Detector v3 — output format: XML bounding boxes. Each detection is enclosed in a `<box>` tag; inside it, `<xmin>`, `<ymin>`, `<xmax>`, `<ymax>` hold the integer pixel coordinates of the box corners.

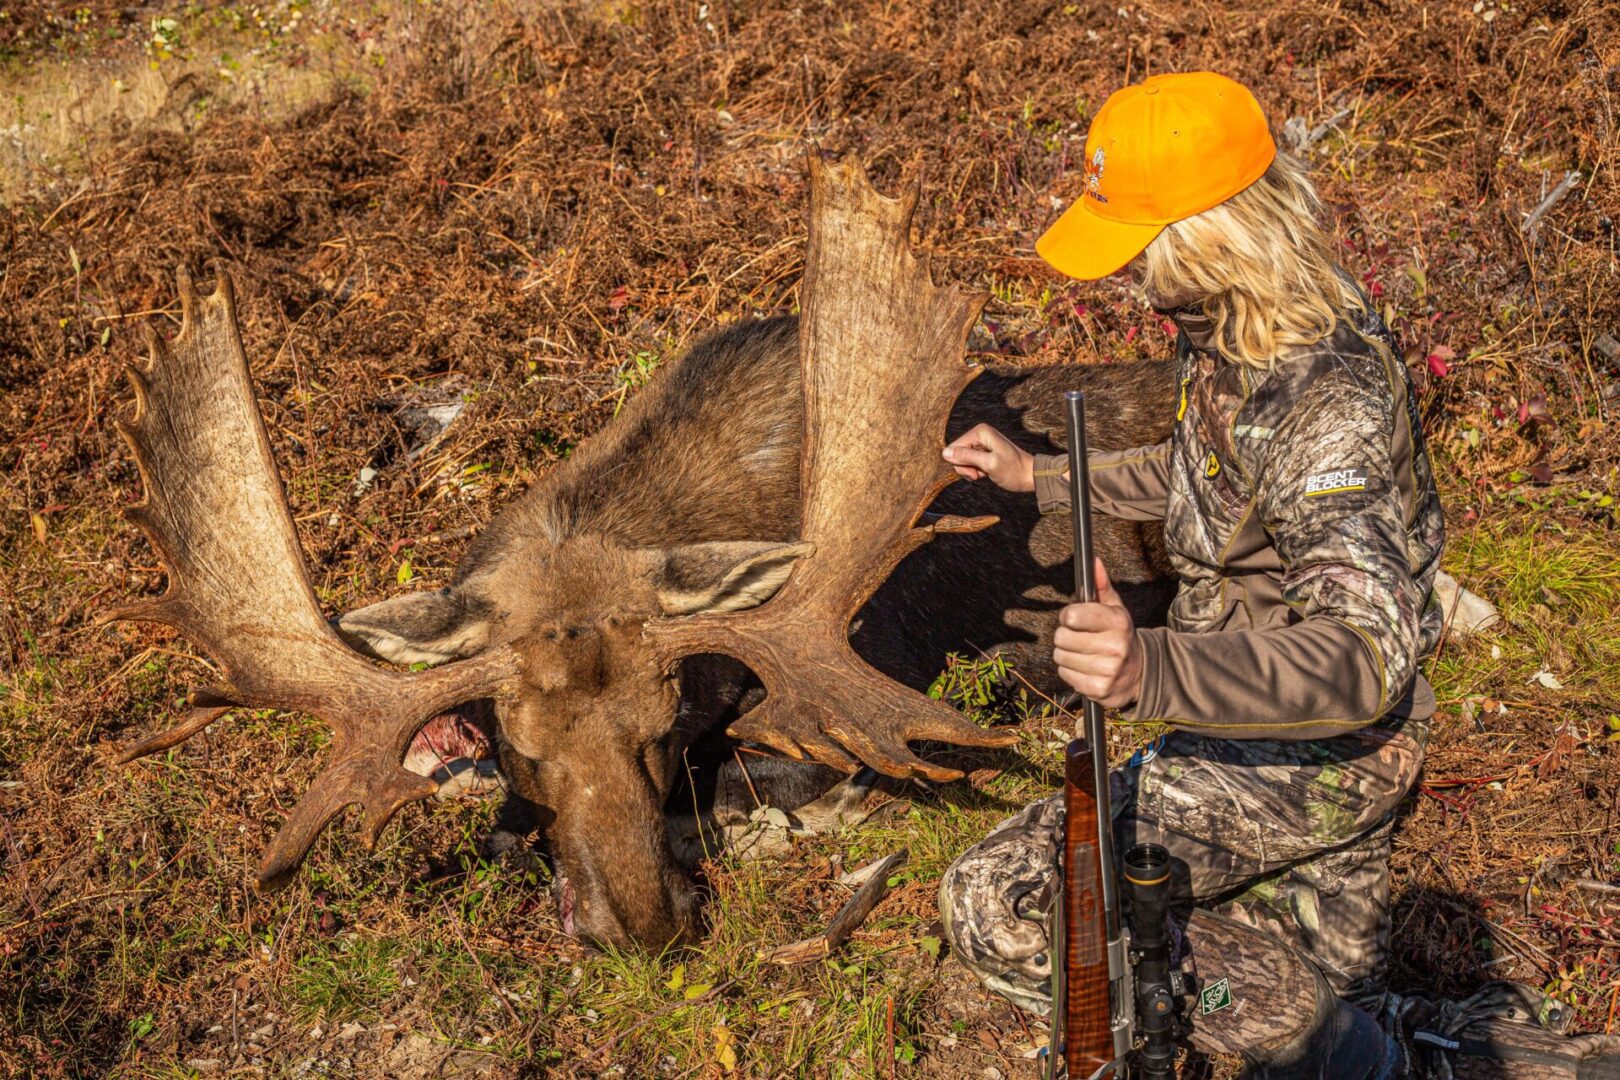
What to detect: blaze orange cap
<box><xmin>1036</xmin><ymin>71</ymin><xmax>1277</xmax><ymax>281</ymax></box>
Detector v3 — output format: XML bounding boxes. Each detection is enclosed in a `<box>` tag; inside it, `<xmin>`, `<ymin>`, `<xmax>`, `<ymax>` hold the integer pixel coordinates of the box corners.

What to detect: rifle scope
<box><xmin>1124</xmin><ymin>843</ymin><xmax>1177</xmax><ymax>1079</ymax></box>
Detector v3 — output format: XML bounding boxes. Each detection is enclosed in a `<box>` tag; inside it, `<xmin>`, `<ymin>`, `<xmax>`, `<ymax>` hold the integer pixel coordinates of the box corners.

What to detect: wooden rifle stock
<box><xmin>1062</xmin><ymin>738</ymin><xmax>1115</xmax><ymax>1077</ymax></box>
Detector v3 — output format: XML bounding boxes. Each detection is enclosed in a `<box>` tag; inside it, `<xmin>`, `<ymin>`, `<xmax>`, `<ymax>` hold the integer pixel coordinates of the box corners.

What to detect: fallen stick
<box><xmin>1282</xmin><ymin>105</ymin><xmax>1354</xmax><ymax>152</ymax></box>
<box><xmin>1304</xmin><ymin>106</ymin><xmax>1354</xmax><ymax>149</ymax></box>
<box><xmin>768</xmin><ymin>849</ymin><xmax>909</xmax><ymax>965</ymax></box>
<box><xmin>388</xmin><ymin>523</ymin><xmax>480</xmax><ymax>556</ymax></box>
<box><xmin>1523</xmin><ymin>170</ymin><xmax>1582</xmax><ymax>240</ymax></box>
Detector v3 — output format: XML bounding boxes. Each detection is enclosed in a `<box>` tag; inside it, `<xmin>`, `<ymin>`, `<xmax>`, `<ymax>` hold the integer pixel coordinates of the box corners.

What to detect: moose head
<box><xmin>102</xmin><ymin>155</ymin><xmax>1016</xmax><ymax>949</ymax></box>
<box><xmin>334</xmin><ymin>534</ymin><xmax>813</xmax><ymax>946</ymax></box>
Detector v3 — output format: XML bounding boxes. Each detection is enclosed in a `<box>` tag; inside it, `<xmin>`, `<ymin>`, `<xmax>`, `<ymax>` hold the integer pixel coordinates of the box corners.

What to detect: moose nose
<box><xmin>562</xmin><ymin>858</ymin><xmax>700</xmax><ymax>951</ymax></box>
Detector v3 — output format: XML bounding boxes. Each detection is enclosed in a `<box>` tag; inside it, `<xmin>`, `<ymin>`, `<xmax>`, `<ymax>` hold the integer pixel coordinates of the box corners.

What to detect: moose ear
<box><xmin>655</xmin><ymin>541</ymin><xmax>815</xmax><ymax>616</ymax></box>
<box><xmin>335</xmin><ymin>587</ymin><xmax>492</xmax><ymax>666</ymax></box>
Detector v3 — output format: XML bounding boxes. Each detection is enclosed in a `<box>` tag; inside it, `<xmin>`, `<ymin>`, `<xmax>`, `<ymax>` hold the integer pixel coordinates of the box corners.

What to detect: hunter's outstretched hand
<box><xmin>942</xmin><ymin>423</ymin><xmax>1035</xmax><ymax>492</ymax></box>
<box><xmin>1054</xmin><ymin>559</ymin><xmax>1143</xmax><ymax>710</ymax></box>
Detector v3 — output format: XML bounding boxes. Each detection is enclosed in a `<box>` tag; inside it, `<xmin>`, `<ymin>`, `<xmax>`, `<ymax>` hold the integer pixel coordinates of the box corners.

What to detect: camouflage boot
<box><xmin>1187</xmin><ymin>909</ymin><xmax>1403</xmax><ymax>1079</ymax></box>
<box><xmin>1377</xmin><ymin>984</ymin><xmax>1620</xmax><ymax>1079</ymax></box>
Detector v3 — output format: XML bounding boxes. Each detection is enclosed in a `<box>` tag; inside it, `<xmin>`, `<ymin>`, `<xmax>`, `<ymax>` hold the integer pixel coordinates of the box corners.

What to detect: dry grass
<box><xmin>2</xmin><ymin>0</ymin><xmax>1619</xmax><ymax>1075</ymax></box>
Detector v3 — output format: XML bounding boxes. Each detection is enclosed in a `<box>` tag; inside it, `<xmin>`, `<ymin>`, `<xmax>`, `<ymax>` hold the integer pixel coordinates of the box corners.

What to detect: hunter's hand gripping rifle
<box><xmin>1046</xmin><ymin>391</ymin><xmax>1186</xmax><ymax>1080</ymax></box>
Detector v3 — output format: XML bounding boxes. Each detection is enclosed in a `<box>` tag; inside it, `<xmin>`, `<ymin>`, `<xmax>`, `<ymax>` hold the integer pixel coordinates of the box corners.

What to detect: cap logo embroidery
<box><xmin>1084</xmin><ymin>147</ymin><xmax>1108</xmax><ymax>204</ymax></box>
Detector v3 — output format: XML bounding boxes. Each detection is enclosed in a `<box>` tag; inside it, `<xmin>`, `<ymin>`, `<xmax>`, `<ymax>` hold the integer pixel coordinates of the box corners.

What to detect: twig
<box><xmin>885</xmin><ymin>995</ymin><xmax>896</xmax><ymax>1080</ymax></box>
<box><xmin>1439</xmin><ymin>896</ymin><xmax>1558</xmax><ymax>971</ymax></box>
<box><xmin>0</xmin><ymin>885</ymin><xmax>157</xmax><ymax>935</ymax></box>
<box><xmin>1575</xmin><ymin>878</ymin><xmax>1620</xmax><ymax>897</ymax></box>
<box><xmin>731</xmin><ymin>747</ymin><xmax>763</xmax><ymax>811</ymax></box>
<box><xmin>1523</xmin><ymin>170</ymin><xmax>1582</xmax><ymax>241</ymax></box>
<box><xmin>768</xmin><ymin>849</ymin><xmax>908</xmax><ymax>965</ymax></box>
<box><xmin>387</xmin><ymin>523</ymin><xmax>480</xmax><ymax>556</ymax></box>
<box><xmin>1283</xmin><ymin>105</ymin><xmax>1355</xmax><ymax>152</ymax></box>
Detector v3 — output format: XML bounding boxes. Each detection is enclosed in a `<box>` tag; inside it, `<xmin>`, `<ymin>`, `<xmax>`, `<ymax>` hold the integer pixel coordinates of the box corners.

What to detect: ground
<box><xmin>1</xmin><ymin>0</ymin><xmax>1618</xmax><ymax>1076</ymax></box>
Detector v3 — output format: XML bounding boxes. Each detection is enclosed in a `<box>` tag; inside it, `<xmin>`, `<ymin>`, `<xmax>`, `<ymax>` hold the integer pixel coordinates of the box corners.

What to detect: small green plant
<box><xmin>531</xmin><ymin>428</ymin><xmax>576</xmax><ymax>459</ymax></box>
<box><xmin>928</xmin><ymin>651</ymin><xmax>1045</xmax><ymax>726</ymax></box>
<box><xmin>145</xmin><ymin>15</ymin><xmax>181</xmax><ymax>67</ymax></box>
<box><xmin>126</xmin><ymin>1012</ymin><xmax>156</xmax><ymax>1052</ymax></box>
<box><xmin>612</xmin><ymin>350</ymin><xmax>661</xmax><ymax>416</ymax></box>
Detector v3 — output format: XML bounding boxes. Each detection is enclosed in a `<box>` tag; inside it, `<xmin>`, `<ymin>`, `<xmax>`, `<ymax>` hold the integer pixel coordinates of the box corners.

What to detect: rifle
<box><xmin>1045</xmin><ymin>391</ymin><xmax>1187</xmax><ymax>1080</ymax></box>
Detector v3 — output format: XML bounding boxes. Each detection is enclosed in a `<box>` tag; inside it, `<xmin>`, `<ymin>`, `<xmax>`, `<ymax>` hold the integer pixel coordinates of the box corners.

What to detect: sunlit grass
<box><xmin>1431</xmin><ymin>513</ymin><xmax>1620</xmax><ymax>704</ymax></box>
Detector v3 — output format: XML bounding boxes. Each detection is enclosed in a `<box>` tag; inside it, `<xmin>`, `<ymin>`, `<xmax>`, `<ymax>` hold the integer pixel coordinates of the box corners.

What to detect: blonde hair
<box><xmin>1131</xmin><ymin>153</ymin><xmax>1364</xmax><ymax>370</ymax></box>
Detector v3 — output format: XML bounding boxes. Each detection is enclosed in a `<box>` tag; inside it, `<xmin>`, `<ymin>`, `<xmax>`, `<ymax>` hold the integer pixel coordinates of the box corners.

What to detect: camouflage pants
<box><xmin>939</xmin><ymin>722</ymin><xmax>1426</xmax><ymax>1027</ymax></box>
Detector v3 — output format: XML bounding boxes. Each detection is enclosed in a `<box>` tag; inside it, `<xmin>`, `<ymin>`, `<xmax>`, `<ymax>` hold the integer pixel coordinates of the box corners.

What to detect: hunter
<box><xmin>937</xmin><ymin>72</ymin><xmax>1620</xmax><ymax>1078</ymax></box>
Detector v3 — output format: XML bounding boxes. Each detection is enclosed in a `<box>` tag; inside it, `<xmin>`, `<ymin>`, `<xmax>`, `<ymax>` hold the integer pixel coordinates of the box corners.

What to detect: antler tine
<box><xmin>647</xmin><ymin>154</ymin><xmax>1017</xmax><ymax>783</ymax></box>
<box><xmin>111</xmin><ymin>701</ymin><xmax>231</xmax><ymax>765</ymax></box>
<box><xmin>103</xmin><ymin>267</ymin><xmax>523</xmax><ymax>889</ymax></box>
<box><xmin>257</xmin><ymin>758</ymin><xmax>436</xmax><ymax>889</ymax></box>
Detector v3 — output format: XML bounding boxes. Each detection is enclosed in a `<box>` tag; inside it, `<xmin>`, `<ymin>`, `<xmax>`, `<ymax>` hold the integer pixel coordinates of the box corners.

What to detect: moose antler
<box><xmin>646</xmin><ymin>155</ymin><xmax>1018</xmax><ymax>781</ymax></box>
<box><xmin>102</xmin><ymin>268</ymin><xmax>521</xmax><ymax>888</ymax></box>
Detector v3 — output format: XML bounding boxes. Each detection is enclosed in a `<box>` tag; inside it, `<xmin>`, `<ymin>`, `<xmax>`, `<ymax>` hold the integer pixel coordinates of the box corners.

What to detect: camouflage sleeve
<box><xmin>1128</xmin><ymin>369</ymin><xmax>1420</xmax><ymax>738</ymax></box>
<box><xmin>1032</xmin><ymin>440</ymin><xmax>1170</xmax><ymax>520</ymax></box>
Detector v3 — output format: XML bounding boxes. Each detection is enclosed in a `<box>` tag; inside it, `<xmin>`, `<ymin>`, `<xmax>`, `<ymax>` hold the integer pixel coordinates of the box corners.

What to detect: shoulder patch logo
<box><xmin>1304</xmin><ymin>468</ymin><xmax>1369</xmax><ymax>496</ymax></box>
<box><xmin>1200</xmin><ymin>977</ymin><xmax>1234</xmax><ymax>1015</ymax></box>
<box><xmin>1204</xmin><ymin>452</ymin><xmax>1221</xmax><ymax>479</ymax></box>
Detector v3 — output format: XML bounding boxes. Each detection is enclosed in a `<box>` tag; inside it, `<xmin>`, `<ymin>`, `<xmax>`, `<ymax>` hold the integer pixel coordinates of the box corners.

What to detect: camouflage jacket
<box><xmin>1035</xmin><ymin>301</ymin><xmax>1445</xmax><ymax>740</ymax></box>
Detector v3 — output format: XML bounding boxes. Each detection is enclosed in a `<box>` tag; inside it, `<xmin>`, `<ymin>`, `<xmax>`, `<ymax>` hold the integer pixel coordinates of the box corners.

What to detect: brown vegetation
<box><xmin>2</xmin><ymin>0</ymin><xmax>1618</xmax><ymax>1075</ymax></box>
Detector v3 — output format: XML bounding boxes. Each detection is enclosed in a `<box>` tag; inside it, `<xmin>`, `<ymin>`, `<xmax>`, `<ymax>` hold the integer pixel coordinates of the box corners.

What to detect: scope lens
<box><xmin>1124</xmin><ymin>843</ymin><xmax>1170</xmax><ymax>877</ymax></box>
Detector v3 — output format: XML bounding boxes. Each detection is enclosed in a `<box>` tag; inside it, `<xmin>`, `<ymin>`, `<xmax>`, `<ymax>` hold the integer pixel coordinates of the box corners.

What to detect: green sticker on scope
<box><xmin>1200</xmin><ymin>977</ymin><xmax>1233</xmax><ymax>1015</ymax></box>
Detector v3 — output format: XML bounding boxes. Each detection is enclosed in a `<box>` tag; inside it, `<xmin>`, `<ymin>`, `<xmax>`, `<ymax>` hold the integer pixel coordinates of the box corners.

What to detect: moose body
<box><xmin>110</xmin><ymin>166</ymin><xmax>1173</xmax><ymax>957</ymax></box>
<box><xmin>338</xmin><ymin>315</ymin><xmax>1175</xmax><ymax>949</ymax></box>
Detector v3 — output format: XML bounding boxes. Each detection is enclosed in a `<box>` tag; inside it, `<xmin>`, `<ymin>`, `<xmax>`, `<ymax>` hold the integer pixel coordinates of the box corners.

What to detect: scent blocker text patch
<box><xmin>1304</xmin><ymin>468</ymin><xmax>1368</xmax><ymax>497</ymax></box>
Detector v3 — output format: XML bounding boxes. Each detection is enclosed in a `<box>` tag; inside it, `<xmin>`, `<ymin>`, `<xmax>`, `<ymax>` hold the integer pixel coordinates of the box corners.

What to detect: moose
<box><xmin>103</xmin><ymin>156</ymin><xmax>1174</xmax><ymax>950</ymax></box>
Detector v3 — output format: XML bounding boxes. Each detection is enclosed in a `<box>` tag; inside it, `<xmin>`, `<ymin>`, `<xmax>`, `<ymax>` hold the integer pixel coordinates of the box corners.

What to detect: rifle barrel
<box><xmin>1064</xmin><ymin>391</ymin><xmax>1120</xmax><ymax>945</ymax></box>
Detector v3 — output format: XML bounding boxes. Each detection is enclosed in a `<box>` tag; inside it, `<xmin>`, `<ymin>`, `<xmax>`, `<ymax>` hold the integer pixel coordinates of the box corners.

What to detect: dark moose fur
<box><xmin>340</xmin><ymin>316</ymin><xmax>1175</xmax><ymax>948</ymax></box>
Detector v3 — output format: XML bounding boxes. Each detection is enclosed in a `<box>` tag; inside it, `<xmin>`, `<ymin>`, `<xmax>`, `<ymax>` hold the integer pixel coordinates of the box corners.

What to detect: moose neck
<box><xmin>460</xmin><ymin>316</ymin><xmax>805</xmax><ymax>576</ymax></box>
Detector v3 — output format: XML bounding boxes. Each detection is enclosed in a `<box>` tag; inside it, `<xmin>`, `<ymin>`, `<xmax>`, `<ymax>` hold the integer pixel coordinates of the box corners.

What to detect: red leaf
<box><xmin>607</xmin><ymin>286</ymin><xmax>629</xmax><ymax>312</ymax></box>
<box><xmin>1161</xmin><ymin>318</ymin><xmax>1177</xmax><ymax>336</ymax></box>
<box><xmin>1530</xmin><ymin>461</ymin><xmax>1553</xmax><ymax>485</ymax></box>
<box><xmin>1124</xmin><ymin>325</ymin><xmax>1140</xmax><ymax>345</ymax></box>
<box><xmin>1426</xmin><ymin>352</ymin><xmax>1450</xmax><ymax>378</ymax></box>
